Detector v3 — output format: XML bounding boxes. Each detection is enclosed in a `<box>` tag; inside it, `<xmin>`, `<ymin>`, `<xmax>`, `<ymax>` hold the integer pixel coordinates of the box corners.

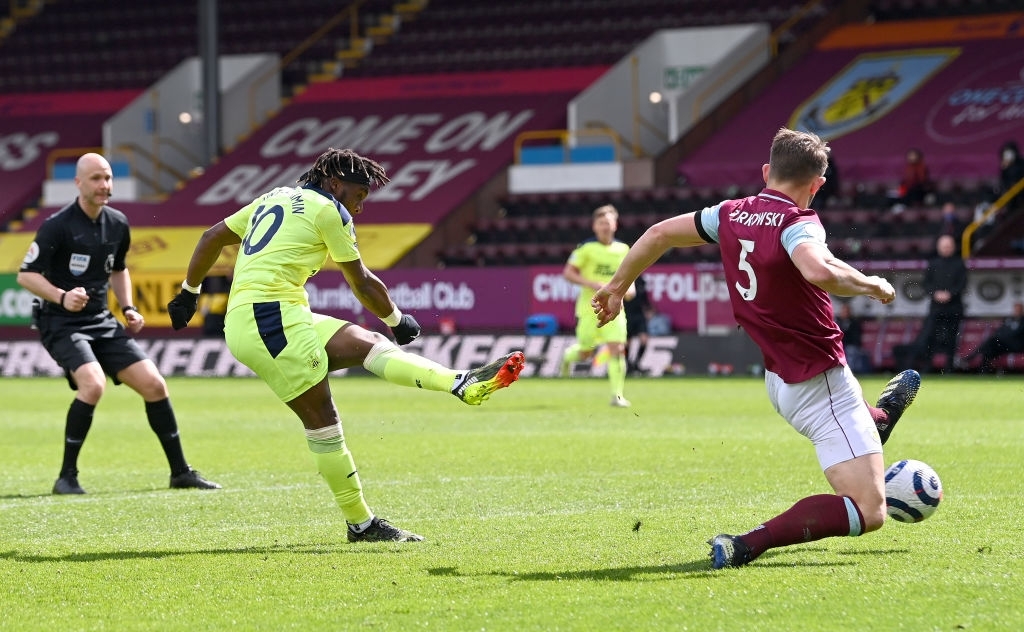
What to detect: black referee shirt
<box><xmin>19</xmin><ymin>200</ymin><xmax>131</xmax><ymax>316</ymax></box>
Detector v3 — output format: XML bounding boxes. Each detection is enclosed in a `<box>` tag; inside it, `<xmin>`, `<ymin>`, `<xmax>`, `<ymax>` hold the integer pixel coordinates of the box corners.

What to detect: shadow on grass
<box><xmin>0</xmin><ymin>487</ymin><xmax>221</xmax><ymax>500</ymax></box>
<box><xmin>427</xmin><ymin>544</ymin><xmax>904</xmax><ymax>581</ymax></box>
<box><xmin>496</xmin><ymin>560</ymin><xmax>715</xmax><ymax>580</ymax></box>
<box><xmin>431</xmin><ymin>560</ymin><xmax>728</xmax><ymax>581</ymax></box>
<box><xmin>0</xmin><ymin>543</ymin><xmax>415</xmax><ymax>563</ymax></box>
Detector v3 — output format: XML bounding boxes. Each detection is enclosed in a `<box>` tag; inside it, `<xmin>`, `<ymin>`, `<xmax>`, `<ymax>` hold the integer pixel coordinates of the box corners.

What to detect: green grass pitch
<box><xmin>2</xmin><ymin>374</ymin><xmax>1022</xmax><ymax>631</ymax></box>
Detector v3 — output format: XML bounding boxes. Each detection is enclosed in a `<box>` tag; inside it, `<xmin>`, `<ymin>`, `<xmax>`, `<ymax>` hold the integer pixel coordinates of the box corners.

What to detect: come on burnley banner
<box><xmin>167</xmin><ymin>69</ymin><xmax>605</xmax><ymax>226</ymax></box>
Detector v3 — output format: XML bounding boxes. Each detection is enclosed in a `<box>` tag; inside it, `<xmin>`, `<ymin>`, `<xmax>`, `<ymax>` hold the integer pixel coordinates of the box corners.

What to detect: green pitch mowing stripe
<box><xmin>1</xmin><ymin>375</ymin><xmax>1021</xmax><ymax>631</ymax></box>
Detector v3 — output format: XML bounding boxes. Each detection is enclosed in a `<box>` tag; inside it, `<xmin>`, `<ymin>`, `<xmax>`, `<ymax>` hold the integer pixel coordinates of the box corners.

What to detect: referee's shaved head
<box><xmin>75</xmin><ymin>152</ymin><xmax>114</xmax><ymax>215</ymax></box>
<box><xmin>76</xmin><ymin>152</ymin><xmax>111</xmax><ymax>177</ymax></box>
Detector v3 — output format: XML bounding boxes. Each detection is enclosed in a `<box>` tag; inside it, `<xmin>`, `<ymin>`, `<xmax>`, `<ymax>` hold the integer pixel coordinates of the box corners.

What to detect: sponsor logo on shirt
<box><xmin>69</xmin><ymin>253</ymin><xmax>90</xmax><ymax>276</ymax></box>
<box><xmin>22</xmin><ymin>241</ymin><xmax>39</xmax><ymax>264</ymax></box>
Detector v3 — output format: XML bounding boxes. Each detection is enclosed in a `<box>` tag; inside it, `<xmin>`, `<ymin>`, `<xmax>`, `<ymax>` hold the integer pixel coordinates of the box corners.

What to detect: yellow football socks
<box><xmin>607</xmin><ymin>353</ymin><xmax>626</xmax><ymax>398</ymax></box>
<box><xmin>363</xmin><ymin>341</ymin><xmax>458</xmax><ymax>392</ymax></box>
<box><xmin>306</xmin><ymin>424</ymin><xmax>372</xmax><ymax>526</ymax></box>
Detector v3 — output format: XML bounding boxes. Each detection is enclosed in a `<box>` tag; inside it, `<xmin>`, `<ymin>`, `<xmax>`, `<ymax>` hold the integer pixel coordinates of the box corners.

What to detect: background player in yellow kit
<box><xmin>560</xmin><ymin>204</ymin><xmax>635</xmax><ymax>407</ymax></box>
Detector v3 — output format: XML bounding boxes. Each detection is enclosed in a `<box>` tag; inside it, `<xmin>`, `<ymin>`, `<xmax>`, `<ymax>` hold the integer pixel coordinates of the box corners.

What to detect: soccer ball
<box><xmin>884</xmin><ymin>459</ymin><xmax>943</xmax><ymax>523</ymax></box>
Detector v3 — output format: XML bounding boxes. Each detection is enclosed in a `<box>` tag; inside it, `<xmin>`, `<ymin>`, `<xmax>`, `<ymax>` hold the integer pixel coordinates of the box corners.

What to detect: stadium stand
<box><xmin>867</xmin><ymin>0</ymin><xmax>1022</xmax><ymax>20</ymax></box>
<box><xmin>861</xmin><ymin>317</ymin><xmax>1024</xmax><ymax>374</ymax></box>
<box><xmin>0</xmin><ymin>0</ymin><xmax>400</xmax><ymax>93</ymax></box>
<box><xmin>342</xmin><ymin>0</ymin><xmax>840</xmax><ymax>77</ymax></box>
<box><xmin>437</xmin><ymin>3</ymin><xmax>1024</xmax><ymax>268</ymax></box>
<box><xmin>0</xmin><ymin>0</ymin><xmax>1021</xmax><ymax>375</ymax></box>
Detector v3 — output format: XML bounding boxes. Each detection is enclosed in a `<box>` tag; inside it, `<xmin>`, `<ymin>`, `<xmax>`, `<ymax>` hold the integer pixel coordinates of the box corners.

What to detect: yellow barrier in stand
<box><xmin>0</xmin><ymin>223</ymin><xmax>432</xmax><ymax>274</ymax></box>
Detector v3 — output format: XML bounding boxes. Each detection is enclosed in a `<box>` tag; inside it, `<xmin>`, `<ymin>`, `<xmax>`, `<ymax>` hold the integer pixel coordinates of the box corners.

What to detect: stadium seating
<box><xmin>0</xmin><ymin>0</ymin><xmax>849</xmax><ymax>91</ymax></box>
<box><xmin>861</xmin><ymin>317</ymin><xmax>1024</xmax><ymax>373</ymax></box>
<box><xmin>3</xmin><ymin>0</ymin><xmax>1019</xmax><ymax>271</ymax></box>
<box><xmin>0</xmin><ymin>0</ymin><xmax>396</xmax><ymax>92</ymax></box>
<box><xmin>343</xmin><ymin>0</ymin><xmax>842</xmax><ymax>77</ymax></box>
<box><xmin>869</xmin><ymin>0</ymin><xmax>1022</xmax><ymax>20</ymax></box>
<box><xmin>445</xmin><ymin>186</ymin><xmax>974</xmax><ymax>267</ymax></box>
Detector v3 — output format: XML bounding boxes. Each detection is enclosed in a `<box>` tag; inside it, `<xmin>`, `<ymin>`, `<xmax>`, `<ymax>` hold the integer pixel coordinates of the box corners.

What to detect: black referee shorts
<box><xmin>38</xmin><ymin>311</ymin><xmax>149</xmax><ymax>389</ymax></box>
<box><xmin>626</xmin><ymin>313</ymin><xmax>648</xmax><ymax>338</ymax></box>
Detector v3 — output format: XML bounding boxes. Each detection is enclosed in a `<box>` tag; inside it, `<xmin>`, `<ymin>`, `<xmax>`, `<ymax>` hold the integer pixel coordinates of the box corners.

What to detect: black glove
<box><xmin>167</xmin><ymin>289</ymin><xmax>199</xmax><ymax>330</ymax></box>
<box><xmin>390</xmin><ymin>313</ymin><xmax>421</xmax><ymax>345</ymax></box>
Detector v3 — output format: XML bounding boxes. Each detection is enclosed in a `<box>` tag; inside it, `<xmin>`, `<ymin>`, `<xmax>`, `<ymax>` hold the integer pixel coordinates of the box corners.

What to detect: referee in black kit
<box><xmin>17</xmin><ymin>153</ymin><xmax>221</xmax><ymax>495</ymax></box>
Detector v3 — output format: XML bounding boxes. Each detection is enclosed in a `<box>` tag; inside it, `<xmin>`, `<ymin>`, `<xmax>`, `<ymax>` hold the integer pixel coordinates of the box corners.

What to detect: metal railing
<box><xmin>43</xmin><ymin>142</ymin><xmax>197</xmax><ymax>202</ymax></box>
<box><xmin>247</xmin><ymin>0</ymin><xmax>368</xmax><ymax>132</ymax></box>
<box><xmin>961</xmin><ymin>177</ymin><xmax>1024</xmax><ymax>259</ymax></box>
<box><xmin>691</xmin><ymin>0</ymin><xmax>820</xmax><ymax>123</ymax></box>
<box><xmin>113</xmin><ymin>141</ymin><xmax>195</xmax><ymax>199</ymax></box>
<box><xmin>44</xmin><ymin>147</ymin><xmax>104</xmax><ymax>178</ymax></box>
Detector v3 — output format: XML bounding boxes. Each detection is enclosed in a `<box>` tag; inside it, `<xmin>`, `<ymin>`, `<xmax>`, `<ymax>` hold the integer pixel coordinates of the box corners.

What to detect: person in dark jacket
<box><xmin>905</xmin><ymin>235</ymin><xmax>968</xmax><ymax>373</ymax></box>
<box><xmin>998</xmin><ymin>140</ymin><xmax>1024</xmax><ymax>211</ymax></box>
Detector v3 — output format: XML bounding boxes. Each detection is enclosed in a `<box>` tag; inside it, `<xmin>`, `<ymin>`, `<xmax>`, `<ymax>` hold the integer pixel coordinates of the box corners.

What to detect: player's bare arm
<box><xmin>791</xmin><ymin>242</ymin><xmax>895</xmax><ymax>303</ymax></box>
<box><xmin>593</xmin><ymin>212</ymin><xmax>705</xmax><ymax>326</ymax></box>
<box><xmin>184</xmin><ymin>221</ymin><xmax>242</xmax><ymax>286</ymax></box>
<box><xmin>337</xmin><ymin>258</ymin><xmax>398</xmax><ymax>318</ymax></box>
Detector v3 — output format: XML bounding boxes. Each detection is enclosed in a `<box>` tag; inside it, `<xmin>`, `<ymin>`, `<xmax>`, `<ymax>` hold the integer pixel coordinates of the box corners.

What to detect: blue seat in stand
<box><xmin>525</xmin><ymin>313</ymin><xmax>559</xmax><ymax>336</ymax></box>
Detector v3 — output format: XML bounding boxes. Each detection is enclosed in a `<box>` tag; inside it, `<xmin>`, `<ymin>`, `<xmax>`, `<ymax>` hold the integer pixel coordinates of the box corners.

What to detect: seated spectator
<box><xmin>962</xmin><ymin>302</ymin><xmax>1024</xmax><ymax>373</ymax></box>
<box><xmin>836</xmin><ymin>302</ymin><xmax>872</xmax><ymax>373</ymax></box>
<box><xmin>939</xmin><ymin>202</ymin><xmax>966</xmax><ymax>249</ymax></box>
<box><xmin>891</xmin><ymin>148</ymin><xmax>933</xmax><ymax>212</ymax></box>
<box><xmin>809</xmin><ymin>154</ymin><xmax>840</xmax><ymax>211</ymax></box>
<box><xmin>998</xmin><ymin>140</ymin><xmax>1024</xmax><ymax>211</ymax></box>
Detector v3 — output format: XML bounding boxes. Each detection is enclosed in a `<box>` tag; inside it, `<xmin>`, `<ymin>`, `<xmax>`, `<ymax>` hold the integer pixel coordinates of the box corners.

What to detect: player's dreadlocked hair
<box><xmin>296</xmin><ymin>147</ymin><xmax>390</xmax><ymax>189</ymax></box>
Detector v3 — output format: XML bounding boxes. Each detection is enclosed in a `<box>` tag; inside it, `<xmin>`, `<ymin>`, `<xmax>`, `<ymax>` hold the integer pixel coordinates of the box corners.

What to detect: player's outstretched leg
<box><xmin>875</xmin><ymin>369</ymin><xmax>921</xmax><ymax>445</ymax></box>
<box><xmin>452</xmin><ymin>351</ymin><xmax>525</xmax><ymax>405</ymax></box>
<box><xmin>347</xmin><ymin>517</ymin><xmax>424</xmax><ymax>543</ymax></box>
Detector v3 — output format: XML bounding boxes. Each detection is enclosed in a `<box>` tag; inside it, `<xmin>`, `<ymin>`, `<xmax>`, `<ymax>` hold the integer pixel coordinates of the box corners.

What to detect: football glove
<box><xmin>390</xmin><ymin>313</ymin><xmax>421</xmax><ymax>345</ymax></box>
<box><xmin>167</xmin><ymin>289</ymin><xmax>199</xmax><ymax>330</ymax></box>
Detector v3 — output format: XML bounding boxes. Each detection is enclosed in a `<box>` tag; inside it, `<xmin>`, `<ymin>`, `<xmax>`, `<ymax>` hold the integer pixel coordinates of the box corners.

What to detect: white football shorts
<box><xmin>765</xmin><ymin>364</ymin><xmax>882</xmax><ymax>471</ymax></box>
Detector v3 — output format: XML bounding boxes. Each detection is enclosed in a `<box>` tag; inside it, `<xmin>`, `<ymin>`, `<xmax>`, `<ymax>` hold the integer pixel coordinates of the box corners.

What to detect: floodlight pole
<box><xmin>199</xmin><ymin>0</ymin><xmax>221</xmax><ymax>165</ymax></box>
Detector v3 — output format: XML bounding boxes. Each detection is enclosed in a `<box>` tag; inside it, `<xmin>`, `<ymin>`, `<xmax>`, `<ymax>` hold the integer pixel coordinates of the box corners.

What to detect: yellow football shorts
<box><xmin>574</xmin><ymin>309</ymin><xmax>627</xmax><ymax>350</ymax></box>
<box><xmin>225</xmin><ymin>301</ymin><xmax>347</xmax><ymax>402</ymax></box>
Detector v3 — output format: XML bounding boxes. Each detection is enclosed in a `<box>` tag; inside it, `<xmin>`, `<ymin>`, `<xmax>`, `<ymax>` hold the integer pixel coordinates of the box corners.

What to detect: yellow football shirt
<box><xmin>567</xmin><ymin>238</ymin><xmax>631</xmax><ymax>317</ymax></box>
<box><xmin>223</xmin><ymin>185</ymin><xmax>359</xmax><ymax>308</ymax></box>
